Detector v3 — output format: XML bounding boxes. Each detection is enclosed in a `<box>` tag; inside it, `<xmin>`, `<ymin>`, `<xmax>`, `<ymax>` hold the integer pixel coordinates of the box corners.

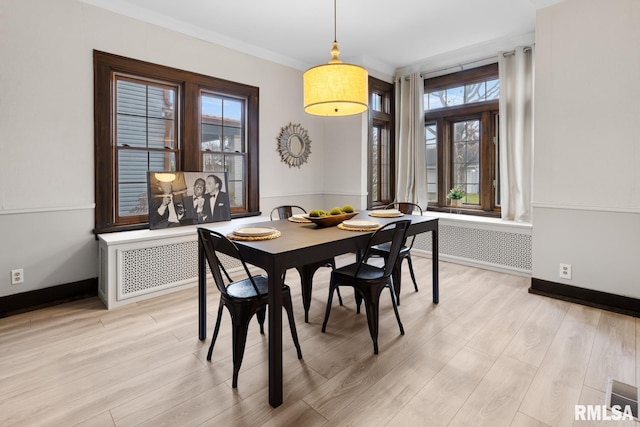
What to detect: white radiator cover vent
<box><xmin>120</xmin><ymin>242</ymin><xmax>198</xmax><ymax>296</ymax></box>
<box><xmin>414</xmin><ymin>224</ymin><xmax>532</xmax><ymax>273</ymax></box>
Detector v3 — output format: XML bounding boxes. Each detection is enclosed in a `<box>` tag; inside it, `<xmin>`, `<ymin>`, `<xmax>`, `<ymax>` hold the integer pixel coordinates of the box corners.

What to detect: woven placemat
<box><xmin>227</xmin><ymin>230</ymin><xmax>282</xmax><ymax>241</ymax></box>
<box><xmin>337</xmin><ymin>223</ymin><xmax>382</xmax><ymax>232</ymax></box>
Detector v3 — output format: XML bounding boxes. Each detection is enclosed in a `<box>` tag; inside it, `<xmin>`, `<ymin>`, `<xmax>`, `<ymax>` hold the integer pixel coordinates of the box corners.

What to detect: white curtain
<box><xmin>499</xmin><ymin>46</ymin><xmax>534</xmax><ymax>222</ymax></box>
<box><xmin>395</xmin><ymin>72</ymin><xmax>427</xmax><ymax>207</ymax></box>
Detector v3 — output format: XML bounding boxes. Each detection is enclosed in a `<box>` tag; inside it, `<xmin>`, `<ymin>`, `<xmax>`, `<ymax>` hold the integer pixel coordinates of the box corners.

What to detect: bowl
<box><xmin>304</xmin><ymin>212</ymin><xmax>358</xmax><ymax>228</ymax></box>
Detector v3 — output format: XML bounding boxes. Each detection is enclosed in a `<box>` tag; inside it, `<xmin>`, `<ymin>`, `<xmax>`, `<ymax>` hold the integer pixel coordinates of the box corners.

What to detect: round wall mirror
<box><xmin>276</xmin><ymin>123</ymin><xmax>311</xmax><ymax>168</ymax></box>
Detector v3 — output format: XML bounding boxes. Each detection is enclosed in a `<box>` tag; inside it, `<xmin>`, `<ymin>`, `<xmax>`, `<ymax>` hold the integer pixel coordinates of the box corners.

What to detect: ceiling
<box><xmin>81</xmin><ymin>0</ymin><xmax>562</xmax><ymax>75</ymax></box>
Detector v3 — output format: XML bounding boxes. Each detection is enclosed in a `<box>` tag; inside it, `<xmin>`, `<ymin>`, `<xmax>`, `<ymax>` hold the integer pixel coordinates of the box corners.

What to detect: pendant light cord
<box><xmin>333</xmin><ymin>0</ymin><xmax>337</xmax><ymax>42</ymax></box>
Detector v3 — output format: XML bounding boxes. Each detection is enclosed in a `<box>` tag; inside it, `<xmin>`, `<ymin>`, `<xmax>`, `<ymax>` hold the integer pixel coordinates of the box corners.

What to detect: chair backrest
<box><xmin>197</xmin><ymin>228</ymin><xmax>260</xmax><ymax>296</ymax></box>
<box><xmin>386</xmin><ymin>202</ymin><xmax>422</xmax><ymax>249</ymax></box>
<box><xmin>359</xmin><ymin>219</ymin><xmax>411</xmax><ymax>278</ymax></box>
<box><xmin>386</xmin><ymin>202</ymin><xmax>423</xmax><ymax>216</ymax></box>
<box><xmin>270</xmin><ymin>205</ymin><xmax>307</xmax><ymax>220</ymax></box>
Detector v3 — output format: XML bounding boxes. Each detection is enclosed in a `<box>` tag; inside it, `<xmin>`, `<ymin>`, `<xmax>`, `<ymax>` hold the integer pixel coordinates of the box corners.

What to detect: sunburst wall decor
<box><xmin>276</xmin><ymin>123</ymin><xmax>312</xmax><ymax>168</ymax></box>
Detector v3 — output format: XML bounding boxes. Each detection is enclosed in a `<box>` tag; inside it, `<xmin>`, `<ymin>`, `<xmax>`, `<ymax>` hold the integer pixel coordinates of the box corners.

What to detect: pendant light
<box><xmin>303</xmin><ymin>0</ymin><xmax>368</xmax><ymax>116</ymax></box>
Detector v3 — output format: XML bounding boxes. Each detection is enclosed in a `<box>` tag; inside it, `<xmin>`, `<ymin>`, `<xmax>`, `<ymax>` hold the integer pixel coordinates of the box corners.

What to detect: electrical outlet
<box><xmin>11</xmin><ymin>269</ymin><xmax>24</xmax><ymax>285</ymax></box>
<box><xmin>559</xmin><ymin>263</ymin><xmax>572</xmax><ymax>280</ymax></box>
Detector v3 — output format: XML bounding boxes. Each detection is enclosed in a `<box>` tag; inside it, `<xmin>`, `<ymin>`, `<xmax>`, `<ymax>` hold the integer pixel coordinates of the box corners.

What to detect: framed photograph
<box><xmin>147</xmin><ymin>171</ymin><xmax>231</xmax><ymax>229</ymax></box>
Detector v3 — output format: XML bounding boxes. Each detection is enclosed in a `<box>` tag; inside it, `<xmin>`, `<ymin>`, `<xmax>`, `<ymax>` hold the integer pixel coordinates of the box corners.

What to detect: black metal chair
<box><xmin>368</xmin><ymin>202</ymin><xmax>422</xmax><ymax>304</ymax></box>
<box><xmin>269</xmin><ymin>205</ymin><xmax>307</xmax><ymax>221</ymax></box>
<box><xmin>197</xmin><ymin>228</ymin><xmax>302</xmax><ymax>388</ymax></box>
<box><xmin>270</xmin><ymin>205</ymin><xmax>342</xmax><ymax>322</ymax></box>
<box><xmin>322</xmin><ymin>219</ymin><xmax>411</xmax><ymax>354</ymax></box>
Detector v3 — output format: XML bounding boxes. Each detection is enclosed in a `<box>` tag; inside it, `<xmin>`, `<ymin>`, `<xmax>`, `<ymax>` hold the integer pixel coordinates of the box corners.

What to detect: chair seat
<box><xmin>226</xmin><ymin>274</ymin><xmax>269</xmax><ymax>298</ymax></box>
<box><xmin>333</xmin><ymin>263</ymin><xmax>385</xmax><ymax>282</ymax></box>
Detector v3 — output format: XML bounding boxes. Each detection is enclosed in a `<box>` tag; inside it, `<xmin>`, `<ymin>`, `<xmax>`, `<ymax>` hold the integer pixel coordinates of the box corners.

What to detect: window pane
<box><xmin>117</xmin><ymin>114</ymin><xmax>146</xmax><ymax>147</ymax></box>
<box><xmin>203</xmin><ymin>153</ymin><xmax>225</xmax><ymax>171</ymax></box>
<box><xmin>116</xmin><ymin>79</ymin><xmax>176</xmax><ymax>150</ymax></box>
<box><xmin>227</xmin><ymin>180</ymin><xmax>244</xmax><ymax>208</ymax></box>
<box><xmin>465</xmin><ymin>82</ymin><xmax>485</xmax><ymax>103</ymax></box>
<box><xmin>223</xmin><ymin>98</ymin><xmax>242</xmax><ymax>122</ymax></box>
<box><xmin>446</xmin><ymin>86</ymin><xmax>464</xmax><ymax>107</ymax></box>
<box><xmin>495</xmin><ymin>113</ymin><xmax>501</xmax><ymax>206</ymax></box>
<box><xmin>371</xmin><ymin>127</ymin><xmax>379</xmax><ymax>202</ymax></box>
<box><xmin>225</xmin><ymin>154</ymin><xmax>245</xmax><ymax>208</ymax></box>
<box><xmin>202</xmin><ymin>153</ymin><xmax>245</xmax><ymax>209</ymax></box>
<box><xmin>224</xmin><ymin>153</ymin><xmax>244</xmax><ymax>182</ymax></box>
<box><xmin>147</xmin><ymin>86</ymin><xmax>169</xmax><ymax>118</ymax></box>
<box><xmin>372</xmin><ymin>93</ymin><xmax>382</xmax><ymax>111</ymax></box>
<box><xmin>201</xmin><ymin>124</ymin><xmax>222</xmax><ymax>151</ymax></box>
<box><xmin>148</xmin><ymin>118</ymin><xmax>173</xmax><ymax>149</ymax></box>
<box><xmin>202</xmin><ymin>95</ymin><xmax>222</xmax><ymax>117</ymax></box>
<box><xmin>118</xmin><ymin>150</ymin><xmax>148</xmax><ymax>185</ymax></box>
<box><xmin>380</xmin><ymin>129</ymin><xmax>390</xmax><ymax>201</ymax></box>
<box><xmin>486</xmin><ymin>78</ymin><xmax>500</xmax><ymax>100</ymax></box>
<box><xmin>116</xmin><ymin>80</ymin><xmax>146</xmax><ymax>116</ymax></box>
<box><xmin>452</xmin><ymin>119</ymin><xmax>480</xmax><ymax>205</ymax></box>
<box><xmin>425</xmin><ymin>123</ymin><xmax>438</xmax><ymax>202</ymax></box>
<box><xmin>117</xmin><ymin>150</ymin><xmax>175</xmax><ymax>217</ymax></box>
<box><xmin>201</xmin><ymin>92</ymin><xmax>247</xmax><ymax>209</ymax></box>
<box><xmin>118</xmin><ymin>150</ymin><xmax>148</xmax><ymax>216</ymax></box>
<box><xmin>149</xmin><ymin>151</ymin><xmax>176</xmax><ymax>171</ymax></box>
<box><xmin>425</xmin><ymin>73</ymin><xmax>499</xmax><ymax>112</ymax></box>
<box><xmin>223</xmin><ymin>127</ymin><xmax>242</xmax><ymax>152</ymax></box>
<box><xmin>427</xmin><ymin>91</ymin><xmax>445</xmax><ymax>110</ymax></box>
<box><xmin>118</xmin><ymin>182</ymin><xmax>148</xmax><ymax>216</ymax></box>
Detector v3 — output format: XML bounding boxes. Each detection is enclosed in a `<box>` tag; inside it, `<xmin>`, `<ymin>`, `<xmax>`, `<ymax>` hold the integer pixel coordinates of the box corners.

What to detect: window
<box><xmin>200</xmin><ymin>93</ymin><xmax>246</xmax><ymax>211</ymax></box>
<box><xmin>424</xmin><ymin>64</ymin><xmax>499</xmax><ymax>215</ymax></box>
<box><xmin>115</xmin><ymin>78</ymin><xmax>178</xmax><ymax>220</ymax></box>
<box><xmin>94</xmin><ymin>51</ymin><xmax>259</xmax><ymax>233</ymax></box>
<box><xmin>368</xmin><ymin>77</ymin><xmax>395</xmax><ymax>208</ymax></box>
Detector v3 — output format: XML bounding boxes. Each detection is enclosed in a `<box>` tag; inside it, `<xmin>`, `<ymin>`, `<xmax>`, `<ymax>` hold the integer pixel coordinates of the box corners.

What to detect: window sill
<box><xmin>97</xmin><ymin>214</ymin><xmax>270</xmax><ymax>245</ymax></box>
<box><xmin>423</xmin><ymin>209</ymin><xmax>532</xmax><ymax>233</ymax></box>
<box><xmin>94</xmin><ymin>211</ymin><xmax>263</xmax><ymax>236</ymax></box>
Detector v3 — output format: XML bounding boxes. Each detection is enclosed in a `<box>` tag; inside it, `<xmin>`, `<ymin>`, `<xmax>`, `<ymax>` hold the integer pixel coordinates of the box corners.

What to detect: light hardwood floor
<box><xmin>0</xmin><ymin>255</ymin><xmax>638</xmax><ymax>427</ymax></box>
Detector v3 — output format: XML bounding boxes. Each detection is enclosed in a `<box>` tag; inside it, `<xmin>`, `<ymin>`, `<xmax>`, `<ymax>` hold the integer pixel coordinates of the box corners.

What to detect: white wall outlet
<box><xmin>11</xmin><ymin>268</ymin><xmax>24</xmax><ymax>285</ymax></box>
<box><xmin>559</xmin><ymin>263</ymin><xmax>572</xmax><ymax>280</ymax></box>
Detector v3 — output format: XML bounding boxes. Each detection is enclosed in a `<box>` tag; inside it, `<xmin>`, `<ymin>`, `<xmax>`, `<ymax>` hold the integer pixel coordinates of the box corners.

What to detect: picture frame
<box><xmin>147</xmin><ymin>171</ymin><xmax>231</xmax><ymax>229</ymax></box>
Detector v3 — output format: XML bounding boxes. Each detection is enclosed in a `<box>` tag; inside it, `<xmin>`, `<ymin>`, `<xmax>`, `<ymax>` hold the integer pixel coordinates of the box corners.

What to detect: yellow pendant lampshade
<box><xmin>303</xmin><ymin>1</ymin><xmax>368</xmax><ymax>116</ymax></box>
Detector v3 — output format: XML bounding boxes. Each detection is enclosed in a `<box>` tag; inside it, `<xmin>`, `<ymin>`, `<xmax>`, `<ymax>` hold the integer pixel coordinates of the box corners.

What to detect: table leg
<box><xmin>198</xmin><ymin>238</ymin><xmax>207</xmax><ymax>340</ymax></box>
<box><xmin>432</xmin><ymin>227</ymin><xmax>439</xmax><ymax>304</ymax></box>
<box><xmin>295</xmin><ymin>265</ymin><xmax>315</xmax><ymax>323</ymax></box>
<box><xmin>295</xmin><ymin>259</ymin><xmax>333</xmax><ymax>323</ymax></box>
<box><xmin>268</xmin><ymin>263</ymin><xmax>284</xmax><ymax>407</ymax></box>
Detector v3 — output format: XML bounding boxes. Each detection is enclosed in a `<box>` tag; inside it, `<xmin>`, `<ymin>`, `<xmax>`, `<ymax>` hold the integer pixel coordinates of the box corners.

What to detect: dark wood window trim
<box><xmin>424</xmin><ymin>63</ymin><xmax>498</xmax><ymax>92</ymax></box>
<box><xmin>424</xmin><ymin>63</ymin><xmax>500</xmax><ymax>217</ymax></box>
<box><xmin>94</xmin><ymin>50</ymin><xmax>259</xmax><ymax>234</ymax></box>
<box><xmin>368</xmin><ymin>76</ymin><xmax>395</xmax><ymax>208</ymax></box>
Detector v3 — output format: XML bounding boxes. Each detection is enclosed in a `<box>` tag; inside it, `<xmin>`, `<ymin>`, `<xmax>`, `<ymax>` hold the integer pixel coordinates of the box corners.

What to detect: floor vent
<box><xmin>606</xmin><ymin>378</ymin><xmax>638</xmax><ymax>420</ymax></box>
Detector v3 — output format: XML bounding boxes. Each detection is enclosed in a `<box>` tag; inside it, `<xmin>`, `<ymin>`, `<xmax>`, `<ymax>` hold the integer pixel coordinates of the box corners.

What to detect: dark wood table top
<box><xmin>207</xmin><ymin>210</ymin><xmax>438</xmax><ymax>270</ymax></box>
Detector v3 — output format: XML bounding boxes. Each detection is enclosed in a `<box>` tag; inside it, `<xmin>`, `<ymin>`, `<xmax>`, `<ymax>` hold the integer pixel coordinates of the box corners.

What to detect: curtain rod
<box><xmin>402</xmin><ymin>45</ymin><xmax>533</xmax><ymax>80</ymax></box>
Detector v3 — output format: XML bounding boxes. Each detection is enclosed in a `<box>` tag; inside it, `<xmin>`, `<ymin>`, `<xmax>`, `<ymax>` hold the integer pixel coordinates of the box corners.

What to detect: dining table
<box><xmin>197</xmin><ymin>210</ymin><xmax>439</xmax><ymax>407</ymax></box>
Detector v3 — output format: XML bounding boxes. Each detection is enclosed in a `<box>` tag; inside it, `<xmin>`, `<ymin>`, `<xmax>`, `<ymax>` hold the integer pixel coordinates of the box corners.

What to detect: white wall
<box><xmin>321</xmin><ymin>114</ymin><xmax>369</xmax><ymax>210</ymax></box>
<box><xmin>532</xmin><ymin>0</ymin><xmax>640</xmax><ymax>298</ymax></box>
<box><xmin>0</xmin><ymin>0</ymin><xmax>331</xmax><ymax>297</ymax></box>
